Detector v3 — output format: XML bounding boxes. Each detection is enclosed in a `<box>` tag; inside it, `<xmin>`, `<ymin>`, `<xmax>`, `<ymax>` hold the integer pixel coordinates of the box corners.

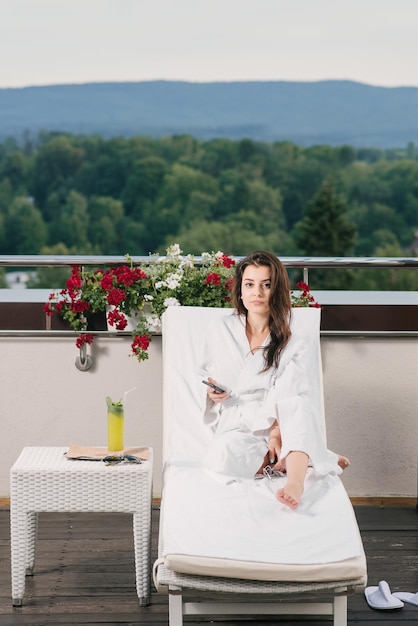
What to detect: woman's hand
<box><xmin>206</xmin><ymin>377</ymin><xmax>229</xmax><ymax>403</ymax></box>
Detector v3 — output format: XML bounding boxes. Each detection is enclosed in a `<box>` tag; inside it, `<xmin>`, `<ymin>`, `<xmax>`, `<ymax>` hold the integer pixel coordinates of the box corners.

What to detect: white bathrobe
<box><xmin>198</xmin><ymin>312</ymin><xmax>341</xmax><ymax>479</ymax></box>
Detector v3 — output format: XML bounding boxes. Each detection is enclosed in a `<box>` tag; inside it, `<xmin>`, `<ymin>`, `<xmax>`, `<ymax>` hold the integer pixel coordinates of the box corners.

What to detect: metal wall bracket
<box><xmin>75</xmin><ymin>343</ymin><xmax>93</xmax><ymax>371</ymax></box>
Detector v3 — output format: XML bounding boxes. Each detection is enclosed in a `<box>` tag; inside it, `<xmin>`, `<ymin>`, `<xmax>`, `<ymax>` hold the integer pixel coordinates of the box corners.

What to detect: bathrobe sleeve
<box><xmin>196</xmin><ymin>317</ymin><xmax>226</xmax><ymax>428</ymax></box>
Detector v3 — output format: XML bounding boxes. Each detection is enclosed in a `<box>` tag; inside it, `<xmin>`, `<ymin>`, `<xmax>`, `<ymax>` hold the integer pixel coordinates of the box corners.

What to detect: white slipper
<box><xmin>364</xmin><ymin>580</ymin><xmax>404</xmax><ymax>609</ymax></box>
<box><xmin>393</xmin><ymin>591</ymin><xmax>418</xmax><ymax>606</ymax></box>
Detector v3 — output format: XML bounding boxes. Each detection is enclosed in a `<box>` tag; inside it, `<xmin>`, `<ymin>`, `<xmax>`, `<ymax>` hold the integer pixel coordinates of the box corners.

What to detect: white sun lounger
<box><xmin>153</xmin><ymin>306</ymin><xmax>367</xmax><ymax>626</ymax></box>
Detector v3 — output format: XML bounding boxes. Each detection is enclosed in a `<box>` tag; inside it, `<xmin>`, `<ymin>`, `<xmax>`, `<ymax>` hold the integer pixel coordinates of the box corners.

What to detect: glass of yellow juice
<box><xmin>106</xmin><ymin>397</ymin><xmax>124</xmax><ymax>452</ymax></box>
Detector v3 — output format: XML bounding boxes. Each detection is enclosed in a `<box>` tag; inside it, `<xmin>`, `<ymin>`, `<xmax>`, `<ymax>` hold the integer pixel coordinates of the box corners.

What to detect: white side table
<box><xmin>10</xmin><ymin>446</ymin><xmax>153</xmax><ymax>607</ymax></box>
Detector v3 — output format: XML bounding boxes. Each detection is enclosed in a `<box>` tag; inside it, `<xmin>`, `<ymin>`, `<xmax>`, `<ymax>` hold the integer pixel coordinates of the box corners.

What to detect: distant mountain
<box><xmin>1</xmin><ymin>80</ymin><xmax>418</xmax><ymax>147</ymax></box>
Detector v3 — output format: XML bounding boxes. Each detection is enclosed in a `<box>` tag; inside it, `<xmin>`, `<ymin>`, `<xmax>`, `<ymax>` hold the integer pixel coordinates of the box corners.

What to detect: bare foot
<box><xmin>338</xmin><ymin>455</ymin><xmax>350</xmax><ymax>470</ymax></box>
<box><xmin>276</xmin><ymin>481</ymin><xmax>304</xmax><ymax>509</ymax></box>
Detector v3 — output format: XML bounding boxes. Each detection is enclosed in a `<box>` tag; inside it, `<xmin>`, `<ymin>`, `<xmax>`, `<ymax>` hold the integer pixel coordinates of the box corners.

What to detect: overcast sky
<box><xmin>1</xmin><ymin>0</ymin><xmax>417</xmax><ymax>89</ymax></box>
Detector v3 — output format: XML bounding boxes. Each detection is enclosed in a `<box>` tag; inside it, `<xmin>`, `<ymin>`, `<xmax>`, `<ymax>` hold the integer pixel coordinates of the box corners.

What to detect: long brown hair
<box><xmin>232</xmin><ymin>251</ymin><xmax>292</xmax><ymax>369</ymax></box>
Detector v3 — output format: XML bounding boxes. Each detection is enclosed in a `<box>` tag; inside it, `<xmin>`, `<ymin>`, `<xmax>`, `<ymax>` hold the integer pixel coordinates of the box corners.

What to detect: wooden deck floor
<box><xmin>1</xmin><ymin>504</ymin><xmax>418</xmax><ymax>625</ymax></box>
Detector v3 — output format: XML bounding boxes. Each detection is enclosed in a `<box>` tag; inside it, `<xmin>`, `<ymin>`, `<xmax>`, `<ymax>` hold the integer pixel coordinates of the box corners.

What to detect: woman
<box><xmin>200</xmin><ymin>250</ymin><xmax>349</xmax><ymax>510</ymax></box>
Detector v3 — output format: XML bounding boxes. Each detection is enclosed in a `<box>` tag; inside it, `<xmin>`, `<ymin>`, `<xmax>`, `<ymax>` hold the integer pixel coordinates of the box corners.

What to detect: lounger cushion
<box><xmin>160</xmin><ymin>463</ymin><xmax>366</xmax><ymax>581</ymax></box>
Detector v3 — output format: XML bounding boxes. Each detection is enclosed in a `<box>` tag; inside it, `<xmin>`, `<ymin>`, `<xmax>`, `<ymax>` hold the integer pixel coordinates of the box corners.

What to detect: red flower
<box><xmin>107</xmin><ymin>308</ymin><xmax>128</xmax><ymax>330</ymax></box>
<box><xmin>131</xmin><ymin>333</ymin><xmax>150</xmax><ymax>355</ymax></box>
<box><xmin>76</xmin><ymin>333</ymin><xmax>94</xmax><ymax>349</ymax></box>
<box><xmin>205</xmin><ymin>272</ymin><xmax>221</xmax><ymax>286</ymax></box>
<box><xmin>215</xmin><ymin>254</ymin><xmax>235</xmax><ymax>268</ymax></box>
<box><xmin>106</xmin><ymin>288</ymin><xmax>126</xmax><ymax>306</ymax></box>
<box><xmin>70</xmin><ymin>300</ymin><xmax>90</xmax><ymax>313</ymax></box>
<box><xmin>295</xmin><ymin>281</ymin><xmax>310</xmax><ymax>293</ymax></box>
<box><xmin>100</xmin><ymin>272</ymin><xmax>114</xmax><ymax>291</ymax></box>
<box><xmin>66</xmin><ymin>266</ymin><xmax>82</xmax><ymax>290</ymax></box>
<box><xmin>113</xmin><ymin>265</ymin><xmax>146</xmax><ymax>286</ymax></box>
<box><xmin>292</xmin><ymin>281</ymin><xmax>321</xmax><ymax>308</ymax></box>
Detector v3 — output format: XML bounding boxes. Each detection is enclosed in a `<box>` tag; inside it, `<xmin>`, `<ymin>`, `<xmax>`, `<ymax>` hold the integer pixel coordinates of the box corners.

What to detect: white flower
<box><xmin>201</xmin><ymin>252</ymin><xmax>212</xmax><ymax>263</ymax></box>
<box><xmin>151</xmin><ymin>317</ymin><xmax>162</xmax><ymax>330</ymax></box>
<box><xmin>165</xmin><ymin>271</ymin><xmax>183</xmax><ymax>289</ymax></box>
<box><xmin>180</xmin><ymin>254</ymin><xmax>194</xmax><ymax>269</ymax></box>
<box><xmin>146</xmin><ymin>314</ymin><xmax>162</xmax><ymax>330</ymax></box>
<box><xmin>166</xmin><ymin>243</ymin><xmax>182</xmax><ymax>257</ymax></box>
<box><xmin>143</xmin><ymin>294</ymin><xmax>154</xmax><ymax>301</ymax></box>
<box><xmin>164</xmin><ymin>297</ymin><xmax>180</xmax><ymax>307</ymax></box>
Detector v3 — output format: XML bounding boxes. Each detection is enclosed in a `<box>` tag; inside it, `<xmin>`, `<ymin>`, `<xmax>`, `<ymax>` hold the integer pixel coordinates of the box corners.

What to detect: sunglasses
<box><xmin>103</xmin><ymin>454</ymin><xmax>142</xmax><ymax>466</ymax></box>
<box><xmin>254</xmin><ymin>465</ymin><xmax>286</xmax><ymax>481</ymax></box>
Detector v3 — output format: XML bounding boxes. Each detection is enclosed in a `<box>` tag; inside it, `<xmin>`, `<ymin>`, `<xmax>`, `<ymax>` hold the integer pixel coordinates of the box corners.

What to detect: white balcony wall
<box><xmin>1</xmin><ymin>333</ymin><xmax>417</xmax><ymax>499</ymax></box>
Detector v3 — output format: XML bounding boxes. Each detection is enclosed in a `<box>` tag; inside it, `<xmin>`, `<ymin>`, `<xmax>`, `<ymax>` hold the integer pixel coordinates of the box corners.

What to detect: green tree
<box><xmin>0</xmin><ymin>213</ymin><xmax>5</xmax><ymax>252</ymax></box>
<box><xmin>294</xmin><ymin>178</ymin><xmax>357</xmax><ymax>288</ymax></box>
<box><xmin>122</xmin><ymin>156</ymin><xmax>167</xmax><ymax>217</ymax></box>
<box><xmin>214</xmin><ymin>170</ymin><xmax>251</xmax><ymax>219</ymax></box>
<box><xmin>295</xmin><ymin>178</ymin><xmax>356</xmax><ymax>256</ymax></box>
<box><xmin>120</xmin><ymin>218</ymin><xmax>149</xmax><ymax>255</ymax></box>
<box><xmin>0</xmin><ymin>267</ymin><xmax>7</xmax><ymax>288</ymax></box>
<box><xmin>144</xmin><ymin>164</ymin><xmax>218</xmax><ymax>250</ymax></box>
<box><xmin>246</xmin><ymin>180</ymin><xmax>285</xmax><ymax>232</ymax></box>
<box><xmin>75</xmin><ymin>137</ymin><xmax>131</xmax><ymax>199</ymax></box>
<box><xmin>174</xmin><ymin>216</ymin><xmax>293</xmax><ymax>257</ymax></box>
<box><xmin>196</xmin><ymin>139</ymin><xmax>239</xmax><ymax>176</ymax></box>
<box><xmin>29</xmin><ymin>135</ymin><xmax>85</xmax><ymax>208</ymax></box>
<box><xmin>0</xmin><ymin>178</ymin><xmax>13</xmax><ymax>216</ymax></box>
<box><xmin>50</xmin><ymin>190</ymin><xmax>90</xmax><ymax>251</ymax></box>
<box><xmin>4</xmin><ymin>197</ymin><xmax>47</xmax><ymax>254</ymax></box>
<box><xmin>280</xmin><ymin>158</ymin><xmax>331</xmax><ymax>230</ymax></box>
<box><xmin>87</xmin><ymin>196</ymin><xmax>124</xmax><ymax>254</ymax></box>
<box><xmin>174</xmin><ymin>219</ymin><xmax>266</xmax><ymax>255</ymax></box>
<box><xmin>0</xmin><ymin>150</ymin><xmax>28</xmax><ymax>190</ymax></box>
<box><xmin>348</xmin><ymin>202</ymin><xmax>404</xmax><ymax>254</ymax></box>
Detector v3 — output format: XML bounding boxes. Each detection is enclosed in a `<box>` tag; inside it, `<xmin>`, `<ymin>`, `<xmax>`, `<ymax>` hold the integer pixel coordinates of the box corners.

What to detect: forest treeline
<box><xmin>0</xmin><ymin>132</ymin><xmax>417</xmax><ymax>289</ymax></box>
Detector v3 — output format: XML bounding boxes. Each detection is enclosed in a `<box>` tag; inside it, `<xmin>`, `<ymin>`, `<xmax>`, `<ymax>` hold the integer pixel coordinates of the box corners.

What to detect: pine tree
<box><xmin>294</xmin><ymin>177</ymin><xmax>357</xmax><ymax>288</ymax></box>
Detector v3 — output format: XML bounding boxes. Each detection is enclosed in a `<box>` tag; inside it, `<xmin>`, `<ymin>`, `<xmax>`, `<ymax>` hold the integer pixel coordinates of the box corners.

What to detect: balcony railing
<box><xmin>1</xmin><ymin>254</ymin><xmax>417</xmax><ymax>340</ymax></box>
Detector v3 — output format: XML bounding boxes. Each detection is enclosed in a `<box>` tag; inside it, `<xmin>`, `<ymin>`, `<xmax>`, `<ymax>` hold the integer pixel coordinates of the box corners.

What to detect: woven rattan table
<box><xmin>10</xmin><ymin>446</ymin><xmax>153</xmax><ymax>607</ymax></box>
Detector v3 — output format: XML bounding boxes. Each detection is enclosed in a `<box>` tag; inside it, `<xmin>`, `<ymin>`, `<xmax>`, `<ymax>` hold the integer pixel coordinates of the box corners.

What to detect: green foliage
<box><xmin>294</xmin><ymin>177</ymin><xmax>357</xmax><ymax>256</ymax></box>
<box><xmin>0</xmin><ymin>267</ymin><xmax>7</xmax><ymax>288</ymax></box>
<box><xmin>4</xmin><ymin>196</ymin><xmax>47</xmax><ymax>254</ymax></box>
<box><xmin>0</xmin><ymin>132</ymin><xmax>416</xmax><ymax>291</ymax></box>
<box><xmin>293</xmin><ymin>178</ymin><xmax>357</xmax><ymax>289</ymax></box>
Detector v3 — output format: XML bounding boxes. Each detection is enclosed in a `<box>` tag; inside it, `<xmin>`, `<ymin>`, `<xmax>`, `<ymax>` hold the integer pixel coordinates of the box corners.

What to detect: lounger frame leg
<box><xmin>168</xmin><ymin>586</ymin><xmax>184</xmax><ymax>626</ymax></box>
<box><xmin>333</xmin><ymin>595</ymin><xmax>347</xmax><ymax>626</ymax></box>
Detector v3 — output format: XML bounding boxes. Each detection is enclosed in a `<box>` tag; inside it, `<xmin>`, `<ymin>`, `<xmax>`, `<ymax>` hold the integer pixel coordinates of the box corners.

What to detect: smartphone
<box><xmin>202</xmin><ymin>380</ymin><xmax>226</xmax><ymax>394</ymax></box>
